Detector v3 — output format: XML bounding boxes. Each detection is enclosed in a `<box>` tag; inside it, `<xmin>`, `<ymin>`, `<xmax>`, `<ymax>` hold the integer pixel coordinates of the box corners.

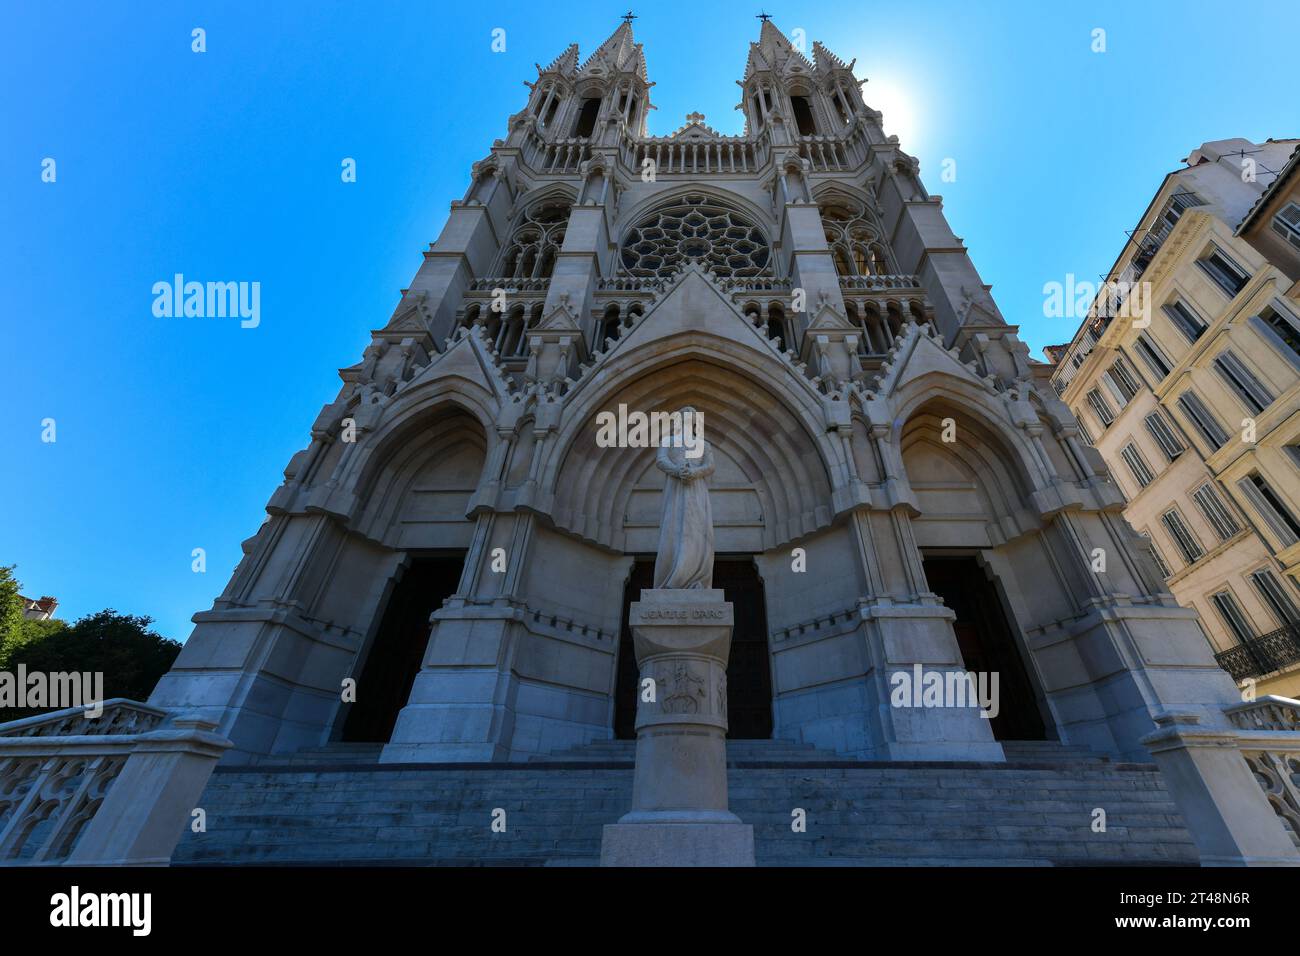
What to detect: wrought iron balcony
<box><xmin>1215</xmin><ymin>621</ymin><xmax>1300</xmax><ymax>681</ymax></box>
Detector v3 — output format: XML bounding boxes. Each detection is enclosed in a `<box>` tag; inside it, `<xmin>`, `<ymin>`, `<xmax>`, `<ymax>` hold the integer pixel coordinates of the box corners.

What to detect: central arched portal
<box><xmin>553</xmin><ymin>355</ymin><xmax>833</xmax><ymax>745</ymax></box>
<box><xmin>614</xmin><ymin>556</ymin><xmax>774</xmax><ymax>740</ymax></box>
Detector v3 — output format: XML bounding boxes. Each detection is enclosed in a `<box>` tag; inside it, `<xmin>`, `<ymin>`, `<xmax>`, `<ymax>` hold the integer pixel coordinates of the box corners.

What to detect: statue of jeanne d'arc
<box><xmin>653</xmin><ymin>406</ymin><xmax>715</xmax><ymax>590</ymax></box>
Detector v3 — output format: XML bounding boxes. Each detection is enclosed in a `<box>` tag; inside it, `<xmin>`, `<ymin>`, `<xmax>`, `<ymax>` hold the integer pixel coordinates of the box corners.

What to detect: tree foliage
<box><xmin>0</xmin><ymin>566</ymin><xmax>182</xmax><ymax>723</ymax></box>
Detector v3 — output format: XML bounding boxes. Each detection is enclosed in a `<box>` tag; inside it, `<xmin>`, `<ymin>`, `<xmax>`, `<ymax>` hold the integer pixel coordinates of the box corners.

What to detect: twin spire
<box><xmin>537</xmin><ymin>15</ymin><xmax>853</xmax><ymax>87</ymax></box>
<box><xmin>538</xmin><ymin>20</ymin><xmax>647</xmax><ymax>82</ymax></box>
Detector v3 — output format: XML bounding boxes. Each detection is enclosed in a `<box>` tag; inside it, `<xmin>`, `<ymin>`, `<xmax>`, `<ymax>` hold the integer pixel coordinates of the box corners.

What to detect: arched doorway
<box><xmin>614</xmin><ymin>556</ymin><xmax>773</xmax><ymax>740</ymax></box>
<box><xmin>340</xmin><ymin>554</ymin><xmax>465</xmax><ymax>743</ymax></box>
<box><xmin>339</xmin><ymin>404</ymin><xmax>487</xmax><ymax>743</ymax></box>
<box><xmin>920</xmin><ymin>555</ymin><xmax>1045</xmax><ymax>741</ymax></box>
<box><xmin>901</xmin><ymin>401</ymin><xmax>1049</xmax><ymax>741</ymax></box>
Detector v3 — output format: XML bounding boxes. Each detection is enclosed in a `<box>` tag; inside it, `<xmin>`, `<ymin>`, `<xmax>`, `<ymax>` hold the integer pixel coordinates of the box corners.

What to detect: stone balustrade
<box><xmin>1142</xmin><ymin>696</ymin><xmax>1300</xmax><ymax>865</ymax></box>
<box><xmin>466</xmin><ymin>276</ymin><xmax>552</xmax><ymax>294</ymax></box>
<box><xmin>0</xmin><ymin>700</ymin><xmax>231</xmax><ymax>866</ymax></box>
<box><xmin>838</xmin><ymin>273</ymin><xmax>924</xmax><ymax>292</ymax></box>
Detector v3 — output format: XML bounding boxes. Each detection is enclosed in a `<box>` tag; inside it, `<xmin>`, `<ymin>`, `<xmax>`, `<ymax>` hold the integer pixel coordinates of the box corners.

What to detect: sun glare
<box><xmin>860</xmin><ymin>75</ymin><xmax>921</xmax><ymax>153</ymax></box>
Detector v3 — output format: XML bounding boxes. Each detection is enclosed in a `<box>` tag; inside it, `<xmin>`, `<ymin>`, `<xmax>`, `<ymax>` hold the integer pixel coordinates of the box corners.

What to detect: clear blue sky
<box><xmin>3</xmin><ymin>1</ymin><xmax>1296</xmax><ymax>641</ymax></box>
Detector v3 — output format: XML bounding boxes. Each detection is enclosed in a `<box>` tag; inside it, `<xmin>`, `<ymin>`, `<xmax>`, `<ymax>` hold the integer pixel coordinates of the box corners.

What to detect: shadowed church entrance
<box><xmin>614</xmin><ymin>557</ymin><xmax>774</xmax><ymax>739</ymax></box>
<box><xmin>340</xmin><ymin>554</ymin><xmax>466</xmax><ymax>743</ymax></box>
<box><xmin>921</xmin><ymin>555</ymin><xmax>1046</xmax><ymax>741</ymax></box>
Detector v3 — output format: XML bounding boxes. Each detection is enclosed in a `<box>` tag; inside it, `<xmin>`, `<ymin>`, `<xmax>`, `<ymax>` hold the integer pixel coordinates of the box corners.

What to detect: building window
<box><xmin>1144</xmin><ymin>410</ymin><xmax>1185</xmax><ymax>461</ymax></box>
<box><xmin>790</xmin><ymin>96</ymin><xmax>817</xmax><ymax>136</ymax></box>
<box><xmin>1120</xmin><ymin>441</ymin><xmax>1156</xmax><ymax>488</ymax></box>
<box><xmin>1086</xmin><ymin>388</ymin><xmax>1115</xmax><ymax>428</ymax></box>
<box><xmin>1162</xmin><ymin>300</ymin><xmax>1207</xmax><ymax>343</ymax></box>
<box><xmin>497</xmin><ymin>201</ymin><xmax>569</xmax><ymax>280</ymax></box>
<box><xmin>821</xmin><ymin>201</ymin><xmax>892</xmax><ymax>278</ymax></box>
<box><xmin>1210</xmin><ymin>589</ymin><xmax>1256</xmax><ymax>645</ymax></box>
<box><xmin>1237</xmin><ymin>472</ymin><xmax>1300</xmax><ymax>547</ymax></box>
<box><xmin>1108</xmin><ymin>357</ymin><xmax>1142</xmax><ymax>402</ymax></box>
<box><xmin>1100</xmin><ymin>371</ymin><xmax>1129</xmax><ymax>410</ymax></box>
<box><xmin>1249</xmin><ymin>568</ymin><xmax>1300</xmax><ymax>627</ymax></box>
<box><xmin>1271</xmin><ymin>202</ymin><xmax>1300</xmax><ymax>251</ymax></box>
<box><xmin>1176</xmin><ymin>390</ymin><xmax>1230</xmax><ymax>450</ymax></box>
<box><xmin>1253</xmin><ymin>303</ymin><xmax>1300</xmax><ymax>364</ymax></box>
<box><xmin>1213</xmin><ymin>350</ymin><xmax>1274</xmax><ymax>414</ymax></box>
<box><xmin>1074</xmin><ymin>412</ymin><xmax>1094</xmax><ymax>445</ymax></box>
<box><xmin>1147</xmin><ymin>189</ymin><xmax>1206</xmax><ymax>247</ymax></box>
<box><xmin>1161</xmin><ymin>507</ymin><xmax>1205</xmax><ymax>564</ymax></box>
<box><xmin>831</xmin><ymin>90</ymin><xmax>850</xmax><ymax>125</ymax></box>
<box><xmin>1142</xmin><ymin>530</ymin><xmax>1172</xmax><ymax>578</ymax></box>
<box><xmin>572</xmin><ymin>98</ymin><xmax>601</xmax><ymax>137</ymax></box>
<box><xmin>1196</xmin><ymin>246</ymin><xmax>1249</xmax><ymax>298</ymax></box>
<box><xmin>1133</xmin><ymin>333</ymin><xmax>1173</xmax><ymax>380</ymax></box>
<box><xmin>1286</xmin><ymin>444</ymin><xmax>1300</xmax><ymax>472</ymax></box>
<box><xmin>1192</xmin><ymin>483</ymin><xmax>1240</xmax><ymax>542</ymax></box>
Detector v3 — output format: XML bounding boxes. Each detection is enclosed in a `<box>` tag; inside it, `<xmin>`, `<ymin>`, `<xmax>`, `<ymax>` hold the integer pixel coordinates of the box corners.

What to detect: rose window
<box><xmin>620</xmin><ymin>194</ymin><xmax>771</xmax><ymax>278</ymax></box>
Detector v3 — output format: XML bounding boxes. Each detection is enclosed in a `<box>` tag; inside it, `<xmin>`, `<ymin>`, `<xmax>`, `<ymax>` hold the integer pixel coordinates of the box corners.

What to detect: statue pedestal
<box><xmin>600</xmin><ymin>588</ymin><xmax>755</xmax><ymax>867</ymax></box>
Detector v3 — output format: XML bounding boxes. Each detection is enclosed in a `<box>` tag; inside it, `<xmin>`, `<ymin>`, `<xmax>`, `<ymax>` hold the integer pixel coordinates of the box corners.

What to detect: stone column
<box><xmin>600</xmin><ymin>588</ymin><xmax>755</xmax><ymax>866</ymax></box>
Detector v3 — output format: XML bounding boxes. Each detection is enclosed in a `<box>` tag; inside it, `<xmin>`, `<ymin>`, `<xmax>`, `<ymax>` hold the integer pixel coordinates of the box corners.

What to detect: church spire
<box><xmin>579</xmin><ymin>19</ymin><xmax>648</xmax><ymax>81</ymax></box>
<box><xmin>742</xmin><ymin>16</ymin><xmax>812</xmax><ymax>82</ymax></box>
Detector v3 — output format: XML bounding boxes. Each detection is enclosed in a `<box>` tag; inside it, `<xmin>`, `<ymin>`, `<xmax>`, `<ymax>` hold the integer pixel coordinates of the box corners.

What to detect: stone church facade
<box><xmin>6</xmin><ymin>18</ymin><xmax>1300</xmax><ymax>869</ymax></box>
<box><xmin>146</xmin><ymin>18</ymin><xmax>1246</xmax><ymax>771</ymax></box>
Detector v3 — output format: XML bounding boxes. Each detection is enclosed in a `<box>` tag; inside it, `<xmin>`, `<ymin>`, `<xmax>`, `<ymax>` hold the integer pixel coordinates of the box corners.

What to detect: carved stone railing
<box><xmin>0</xmin><ymin>698</ymin><xmax>166</xmax><ymax>738</ymax></box>
<box><xmin>838</xmin><ymin>274</ymin><xmax>923</xmax><ymax>292</ymax></box>
<box><xmin>1143</xmin><ymin>702</ymin><xmax>1300</xmax><ymax>865</ymax></box>
<box><xmin>595</xmin><ymin>276</ymin><xmax>670</xmax><ymax>294</ymax></box>
<box><xmin>466</xmin><ymin>277</ymin><xmax>552</xmax><ymax>294</ymax></box>
<box><xmin>718</xmin><ymin>276</ymin><xmax>794</xmax><ymax>294</ymax></box>
<box><xmin>1224</xmin><ymin>697</ymin><xmax>1300</xmax><ymax>848</ymax></box>
<box><xmin>626</xmin><ymin>134</ymin><xmax>766</xmax><ymax>176</ymax></box>
<box><xmin>1227</xmin><ymin>695</ymin><xmax>1300</xmax><ymax>732</ymax></box>
<box><xmin>0</xmin><ymin>700</ymin><xmax>231</xmax><ymax>866</ymax></box>
<box><xmin>520</xmin><ymin>131</ymin><xmax>593</xmax><ymax>175</ymax></box>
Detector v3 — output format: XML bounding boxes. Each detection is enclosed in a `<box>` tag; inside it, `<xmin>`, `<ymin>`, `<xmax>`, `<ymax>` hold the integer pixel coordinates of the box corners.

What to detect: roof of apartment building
<box><xmin>1045</xmin><ymin>137</ymin><xmax>1300</xmax><ymax>379</ymax></box>
<box><xmin>20</xmin><ymin>594</ymin><xmax>59</xmax><ymax>620</ymax></box>
<box><xmin>1236</xmin><ymin>139</ymin><xmax>1300</xmax><ymax>235</ymax></box>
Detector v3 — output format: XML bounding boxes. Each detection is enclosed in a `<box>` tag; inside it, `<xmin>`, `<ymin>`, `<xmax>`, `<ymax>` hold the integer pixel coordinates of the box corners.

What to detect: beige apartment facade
<box><xmin>1051</xmin><ymin>138</ymin><xmax>1300</xmax><ymax>698</ymax></box>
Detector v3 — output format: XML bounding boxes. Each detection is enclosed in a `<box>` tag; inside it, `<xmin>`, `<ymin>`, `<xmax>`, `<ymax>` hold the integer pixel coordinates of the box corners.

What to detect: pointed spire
<box><xmin>812</xmin><ymin>40</ymin><xmax>852</xmax><ymax>74</ymax></box>
<box><xmin>539</xmin><ymin>42</ymin><xmax>579</xmax><ymax>76</ymax></box>
<box><xmin>743</xmin><ymin>17</ymin><xmax>812</xmax><ymax>81</ymax></box>
<box><xmin>579</xmin><ymin>20</ymin><xmax>648</xmax><ymax>80</ymax></box>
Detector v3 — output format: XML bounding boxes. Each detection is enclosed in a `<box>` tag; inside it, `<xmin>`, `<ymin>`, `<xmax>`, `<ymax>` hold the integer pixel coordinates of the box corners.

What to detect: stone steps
<box><xmin>174</xmin><ymin>757</ymin><xmax>1198</xmax><ymax>866</ymax></box>
<box><xmin>531</xmin><ymin>737</ymin><xmax>839</xmax><ymax>763</ymax></box>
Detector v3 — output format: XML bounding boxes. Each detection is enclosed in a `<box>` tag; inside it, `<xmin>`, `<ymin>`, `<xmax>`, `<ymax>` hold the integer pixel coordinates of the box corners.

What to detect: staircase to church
<box><xmin>174</xmin><ymin>739</ymin><xmax>1199</xmax><ymax>866</ymax></box>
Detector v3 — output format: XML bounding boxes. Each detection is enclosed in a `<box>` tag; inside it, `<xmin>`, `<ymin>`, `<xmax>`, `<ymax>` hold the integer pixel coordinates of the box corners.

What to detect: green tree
<box><xmin>0</xmin><ymin>565</ymin><xmax>27</xmax><ymax>667</ymax></box>
<box><xmin>0</xmin><ymin>610</ymin><xmax>181</xmax><ymax>723</ymax></box>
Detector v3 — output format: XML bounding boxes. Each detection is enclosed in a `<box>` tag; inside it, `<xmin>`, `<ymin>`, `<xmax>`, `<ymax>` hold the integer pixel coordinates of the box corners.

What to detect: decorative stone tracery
<box><xmin>620</xmin><ymin>194</ymin><xmax>771</xmax><ymax>278</ymax></box>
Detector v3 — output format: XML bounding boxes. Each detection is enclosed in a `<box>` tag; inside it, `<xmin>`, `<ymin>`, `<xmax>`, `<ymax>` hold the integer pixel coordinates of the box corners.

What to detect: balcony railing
<box><xmin>467</xmin><ymin>277</ymin><xmax>551</xmax><ymax>294</ymax></box>
<box><xmin>839</xmin><ymin>274</ymin><xmax>923</xmax><ymax>292</ymax></box>
<box><xmin>1215</xmin><ymin>621</ymin><xmax>1300</xmax><ymax>681</ymax></box>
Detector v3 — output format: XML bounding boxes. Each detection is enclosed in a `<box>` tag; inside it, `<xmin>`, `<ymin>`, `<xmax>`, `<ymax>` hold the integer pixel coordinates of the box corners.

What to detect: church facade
<box><xmin>143</xmin><ymin>18</ymin><xmax>1250</xmax><ymax>773</ymax></box>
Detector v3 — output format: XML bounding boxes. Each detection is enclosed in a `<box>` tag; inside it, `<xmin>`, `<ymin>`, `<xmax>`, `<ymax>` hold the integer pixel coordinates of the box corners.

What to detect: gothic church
<box><xmin>133</xmin><ymin>19</ymin><xmax>1291</xmax><ymax>866</ymax></box>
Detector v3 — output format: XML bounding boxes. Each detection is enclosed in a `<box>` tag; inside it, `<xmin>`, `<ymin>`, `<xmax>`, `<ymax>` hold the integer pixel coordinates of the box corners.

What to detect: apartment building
<box><xmin>1051</xmin><ymin>138</ymin><xmax>1300</xmax><ymax>697</ymax></box>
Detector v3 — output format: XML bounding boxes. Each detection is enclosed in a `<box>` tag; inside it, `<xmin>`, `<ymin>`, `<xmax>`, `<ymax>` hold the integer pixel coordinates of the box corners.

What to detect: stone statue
<box><xmin>653</xmin><ymin>406</ymin><xmax>715</xmax><ymax>589</ymax></box>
